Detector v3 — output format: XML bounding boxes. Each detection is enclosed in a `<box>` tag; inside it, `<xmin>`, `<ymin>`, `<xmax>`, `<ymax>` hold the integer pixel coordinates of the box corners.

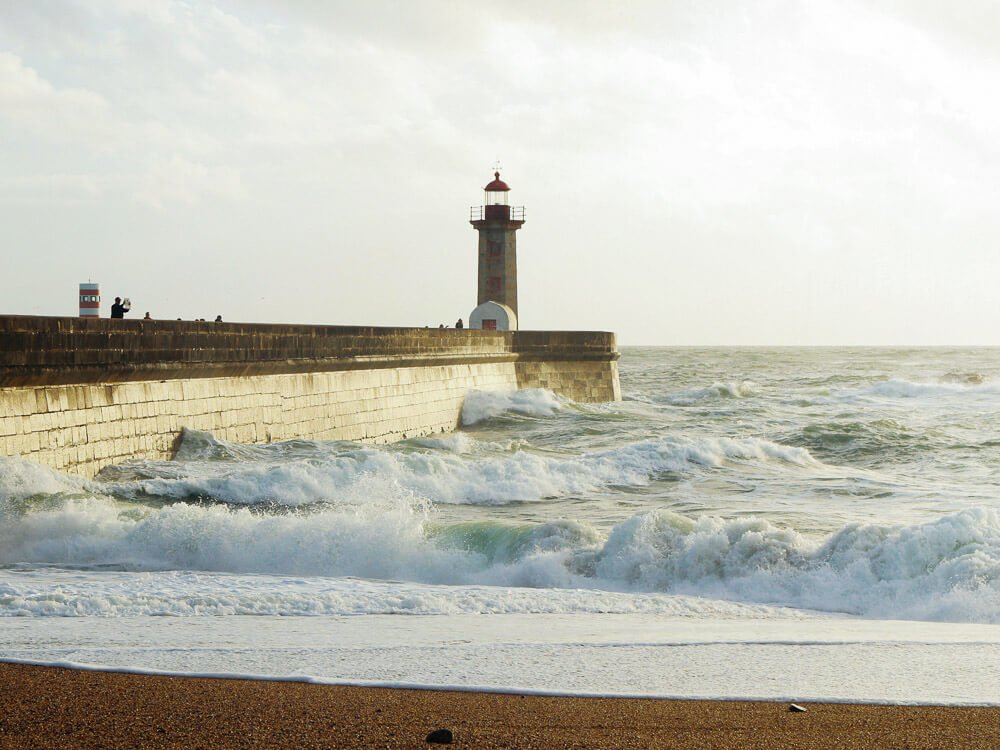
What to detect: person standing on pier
<box><xmin>110</xmin><ymin>297</ymin><xmax>130</xmax><ymax>319</ymax></box>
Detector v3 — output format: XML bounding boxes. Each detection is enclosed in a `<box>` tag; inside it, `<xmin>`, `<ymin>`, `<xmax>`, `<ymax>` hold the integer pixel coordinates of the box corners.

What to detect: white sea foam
<box><xmin>0</xmin><ymin>492</ymin><xmax>458</xmax><ymax>583</ymax></box>
<box><xmin>4</xmin><ymin>614</ymin><xmax>999</xmax><ymax>704</ymax></box>
<box><xmin>590</xmin><ymin>508</ymin><xmax>1000</xmax><ymax>623</ymax></box>
<box><xmin>1</xmin><ymin>471</ymin><xmax>997</xmax><ymax>623</ymax></box>
<box><xmin>0</xmin><ymin>456</ymin><xmax>87</xmax><ymax>502</ymax></box>
<box><xmin>94</xmin><ymin>432</ymin><xmax>819</xmax><ymax>508</ymax></box>
<box><xmin>0</xmin><ymin>569</ymin><xmax>792</xmax><ymax>619</ymax></box>
<box><xmin>461</xmin><ymin>388</ymin><xmax>567</xmax><ymax>425</ymax></box>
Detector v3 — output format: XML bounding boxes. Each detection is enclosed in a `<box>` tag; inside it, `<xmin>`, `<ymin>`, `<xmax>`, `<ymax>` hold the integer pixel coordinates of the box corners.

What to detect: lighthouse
<box><xmin>469</xmin><ymin>170</ymin><xmax>524</xmax><ymax>329</ymax></box>
<box><xmin>79</xmin><ymin>282</ymin><xmax>100</xmax><ymax>318</ymax></box>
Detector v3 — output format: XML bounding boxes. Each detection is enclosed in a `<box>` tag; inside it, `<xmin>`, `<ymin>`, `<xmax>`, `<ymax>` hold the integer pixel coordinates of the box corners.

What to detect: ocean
<box><xmin>1</xmin><ymin>347</ymin><xmax>998</xmax><ymax>704</ymax></box>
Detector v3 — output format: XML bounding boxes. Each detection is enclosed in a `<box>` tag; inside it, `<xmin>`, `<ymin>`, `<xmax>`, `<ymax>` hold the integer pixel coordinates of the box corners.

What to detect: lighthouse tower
<box><xmin>470</xmin><ymin>170</ymin><xmax>525</xmax><ymax>323</ymax></box>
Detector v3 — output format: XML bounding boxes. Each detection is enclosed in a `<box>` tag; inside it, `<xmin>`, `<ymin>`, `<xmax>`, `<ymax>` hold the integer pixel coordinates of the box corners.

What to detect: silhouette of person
<box><xmin>455</xmin><ymin>318</ymin><xmax>464</xmax><ymax>329</ymax></box>
<box><xmin>110</xmin><ymin>297</ymin><xmax>129</xmax><ymax>318</ymax></box>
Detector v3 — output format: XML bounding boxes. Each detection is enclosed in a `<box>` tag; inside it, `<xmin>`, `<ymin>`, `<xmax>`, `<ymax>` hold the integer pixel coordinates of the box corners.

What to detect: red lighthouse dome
<box><xmin>484</xmin><ymin>171</ymin><xmax>510</xmax><ymax>192</ymax></box>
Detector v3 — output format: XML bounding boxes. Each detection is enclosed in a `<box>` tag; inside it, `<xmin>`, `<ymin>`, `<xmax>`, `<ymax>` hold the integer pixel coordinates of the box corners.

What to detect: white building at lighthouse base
<box><xmin>469</xmin><ymin>300</ymin><xmax>517</xmax><ymax>331</ymax></box>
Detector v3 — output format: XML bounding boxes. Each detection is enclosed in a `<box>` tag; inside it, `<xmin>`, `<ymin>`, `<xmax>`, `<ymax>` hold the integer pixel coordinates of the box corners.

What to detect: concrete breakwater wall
<box><xmin>0</xmin><ymin>316</ymin><xmax>620</xmax><ymax>477</ymax></box>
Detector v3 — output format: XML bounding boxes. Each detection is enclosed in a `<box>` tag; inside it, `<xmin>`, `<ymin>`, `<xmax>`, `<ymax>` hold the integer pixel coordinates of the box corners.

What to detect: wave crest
<box><xmin>665</xmin><ymin>381</ymin><xmax>756</xmax><ymax>406</ymax></box>
<box><xmin>860</xmin><ymin>378</ymin><xmax>1000</xmax><ymax>399</ymax></box>
<box><xmin>93</xmin><ymin>433</ymin><xmax>818</xmax><ymax>507</ymax></box>
<box><xmin>588</xmin><ymin>508</ymin><xmax>1000</xmax><ymax>623</ymax></box>
<box><xmin>2</xmin><ymin>477</ymin><xmax>996</xmax><ymax>623</ymax></box>
<box><xmin>461</xmin><ymin>389</ymin><xmax>566</xmax><ymax>426</ymax></box>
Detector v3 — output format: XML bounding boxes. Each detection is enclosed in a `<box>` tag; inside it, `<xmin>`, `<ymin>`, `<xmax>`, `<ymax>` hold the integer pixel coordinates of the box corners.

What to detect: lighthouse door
<box><xmin>482</xmin><ymin>319</ymin><xmax>497</xmax><ymax>330</ymax></box>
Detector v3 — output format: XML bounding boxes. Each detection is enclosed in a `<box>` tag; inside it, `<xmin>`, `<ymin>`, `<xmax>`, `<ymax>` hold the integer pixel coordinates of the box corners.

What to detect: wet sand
<box><xmin>0</xmin><ymin>662</ymin><xmax>996</xmax><ymax>749</ymax></box>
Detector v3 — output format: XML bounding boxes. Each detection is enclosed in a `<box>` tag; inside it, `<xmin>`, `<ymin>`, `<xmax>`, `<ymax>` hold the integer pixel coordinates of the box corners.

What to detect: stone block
<box><xmin>25</xmin><ymin>431</ymin><xmax>41</xmax><ymax>453</ymax></box>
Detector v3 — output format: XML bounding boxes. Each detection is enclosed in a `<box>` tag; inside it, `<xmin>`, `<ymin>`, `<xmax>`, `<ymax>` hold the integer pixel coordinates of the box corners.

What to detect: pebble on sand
<box><xmin>426</xmin><ymin>728</ymin><xmax>454</xmax><ymax>744</ymax></box>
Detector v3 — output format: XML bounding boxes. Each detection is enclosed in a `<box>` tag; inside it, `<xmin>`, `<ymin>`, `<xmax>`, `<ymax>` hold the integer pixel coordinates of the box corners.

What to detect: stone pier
<box><xmin>0</xmin><ymin>316</ymin><xmax>620</xmax><ymax>477</ymax></box>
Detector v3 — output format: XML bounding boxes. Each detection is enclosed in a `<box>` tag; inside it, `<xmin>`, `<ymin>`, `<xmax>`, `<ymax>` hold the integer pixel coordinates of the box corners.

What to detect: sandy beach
<box><xmin>0</xmin><ymin>663</ymin><xmax>996</xmax><ymax>749</ymax></box>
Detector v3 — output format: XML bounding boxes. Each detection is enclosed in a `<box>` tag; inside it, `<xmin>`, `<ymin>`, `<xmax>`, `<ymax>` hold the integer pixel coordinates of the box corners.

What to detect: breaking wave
<box><xmin>857</xmin><ymin>378</ymin><xmax>1000</xmax><ymax>400</ymax></box>
<box><xmin>664</xmin><ymin>382</ymin><xmax>756</xmax><ymax>406</ymax></box>
<box><xmin>461</xmin><ymin>388</ymin><xmax>567</xmax><ymax>425</ymax></box>
<box><xmin>86</xmin><ymin>430</ymin><xmax>818</xmax><ymax>507</ymax></box>
<box><xmin>1</xmin><ymin>455</ymin><xmax>996</xmax><ymax>624</ymax></box>
<box><xmin>586</xmin><ymin>508</ymin><xmax>1000</xmax><ymax>623</ymax></box>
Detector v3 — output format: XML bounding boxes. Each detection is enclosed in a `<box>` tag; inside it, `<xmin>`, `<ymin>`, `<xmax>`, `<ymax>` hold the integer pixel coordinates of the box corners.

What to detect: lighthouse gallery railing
<box><xmin>469</xmin><ymin>206</ymin><xmax>526</xmax><ymax>221</ymax></box>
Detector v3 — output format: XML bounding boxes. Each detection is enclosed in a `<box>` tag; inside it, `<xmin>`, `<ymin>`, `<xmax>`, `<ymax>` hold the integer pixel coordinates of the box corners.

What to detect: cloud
<box><xmin>0</xmin><ymin>51</ymin><xmax>111</xmax><ymax>137</ymax></box>
<box><xmin>137</xmin><ymin>154</ymin><xmax>247</xmax><ymax>209</ymax></box>
<box><xmin>3</xmin><ymin>0</ymin><xmax>1000</xmax><ymax>341</ymax></box>
<box><xmin>0</xmin><ymin>173</ymin><xmax>103</xmax><ymax>205</ymax></box>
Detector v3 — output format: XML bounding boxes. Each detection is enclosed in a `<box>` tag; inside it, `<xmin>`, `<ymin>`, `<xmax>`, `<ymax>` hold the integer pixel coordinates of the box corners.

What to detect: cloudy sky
<box><xmin>2</xmin><ymin>1</ymin><xmax>999</xmax><ymax>344</ymax></box>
